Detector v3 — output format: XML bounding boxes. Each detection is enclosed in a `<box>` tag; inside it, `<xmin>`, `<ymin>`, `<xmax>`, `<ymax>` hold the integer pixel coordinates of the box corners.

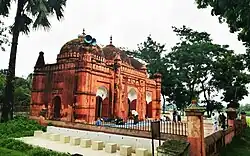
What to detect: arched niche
<box><xmin>52</xmin><ymin>96</ymin><xmax>61</xmax><ymax>119</ymax></box>
<box><xmin>146</xmin><ymin>91</ymin><xmax>152</xmax><ymax>118</ymax></box>
<box><xmin>128</xmin><ymin>87</ymin><xmax>137</xmax><ymax>102</ymax></box>
<box><xmin>128</xmin><ymin>87</ymin><xmax>137</xmax><ymax>116</ymax></box>
<box><xmin>96</xmin><ymin>86</ymin><xmax>108</xmax><ymax>100</ymax></box>
<box><xmin>96</xmin><ymin>86</ymin><xmax>109</xmax><ymax>118</ymax></box>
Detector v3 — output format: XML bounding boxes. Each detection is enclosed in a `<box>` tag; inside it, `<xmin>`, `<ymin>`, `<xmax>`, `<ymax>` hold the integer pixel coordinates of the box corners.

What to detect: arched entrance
<box><xmin>146</xmin><ymin>92</ymin><xmax>152</xmax><ymax>118</ymax></box>
<box><xmin>128</xmin><ymin>87</ymin><xmax>137</xmax><ymax>116</ymax></box>
<box><xmin>96</xmin><ymin>86</ymin><xmax>109</xmax><ymax>119</ymax></box>
<box><xmin>96</xmin><ymin>96</ymin><xmax>102</xmax><ymax>118</ymax></box>
<box><xmin>53</xmin><ymin>96</ymin><xmax>61</xmax><ymax>119</ymax></box>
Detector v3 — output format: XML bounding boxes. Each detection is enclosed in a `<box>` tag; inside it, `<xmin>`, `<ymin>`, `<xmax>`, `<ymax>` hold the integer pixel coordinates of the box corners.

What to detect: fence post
<box><xmin>226</xmin><ymin>107</ymin><xmax>237</xmax><ymax>128</ymax></box>
<box><xmin>185</xmin><ymin>100</ymin><xmax>206</xmax><ymax>156</ymax></box>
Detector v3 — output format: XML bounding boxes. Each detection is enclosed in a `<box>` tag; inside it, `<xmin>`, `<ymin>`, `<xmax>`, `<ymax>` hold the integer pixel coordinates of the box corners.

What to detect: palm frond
<box><xmin>48</xmin><ymin>0</ymin><xmax>66</xmax><ymax>20</ymax></box>
<box><xmin>0</xmin><ymin>0</ymin><xmax>12</xmax><ymax>16</ymax></box>
<box><xmin>33</xmin><ymin>11</ymin><xmax>50</xmax><ymax>29</ymax></box>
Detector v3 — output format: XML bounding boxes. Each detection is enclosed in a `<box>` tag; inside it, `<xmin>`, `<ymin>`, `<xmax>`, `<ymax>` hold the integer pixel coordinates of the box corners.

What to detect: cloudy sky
<box><xmin>0</xmin><ymin>0</ymin><xmax>248</xmax><ymax>104</ymax></box>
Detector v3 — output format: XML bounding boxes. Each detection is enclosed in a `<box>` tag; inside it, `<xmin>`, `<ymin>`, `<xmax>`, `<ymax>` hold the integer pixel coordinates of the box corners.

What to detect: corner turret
<box><xmin>35</xmin><ymin>51</ymin><xmax>45</xmax><ymax>69</ymax></box>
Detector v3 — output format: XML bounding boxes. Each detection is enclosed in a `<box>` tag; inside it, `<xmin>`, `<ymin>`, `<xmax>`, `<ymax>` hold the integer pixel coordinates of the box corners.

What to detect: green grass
<box><xmin>0</xmin><ymin>116</ymin><xmax>69</xmax><ymax>156</ymax></box>
<box><xmin>0</xmin><ymin>147</ymin><xmax>27</xmax><ymax>156</ymax></box>
<box><xmin>220</xmin><ymin>119</ymin><xmax>250</xmax><ymax>156</ymax></box>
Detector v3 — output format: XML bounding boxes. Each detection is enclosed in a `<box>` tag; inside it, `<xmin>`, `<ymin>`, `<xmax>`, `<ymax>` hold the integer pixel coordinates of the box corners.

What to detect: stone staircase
<box><xmin>25</xmin><ymin>130</ymin><xmax>154</xmax><ymax>156</ymax></box>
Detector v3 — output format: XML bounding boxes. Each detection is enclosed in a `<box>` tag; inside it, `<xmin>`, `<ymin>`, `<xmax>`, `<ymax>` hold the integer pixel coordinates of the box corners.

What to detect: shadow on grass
<box><xmin>220</xmin><ymin>127</ymin><xmax>250</xmax><ymax>156</ymax></box>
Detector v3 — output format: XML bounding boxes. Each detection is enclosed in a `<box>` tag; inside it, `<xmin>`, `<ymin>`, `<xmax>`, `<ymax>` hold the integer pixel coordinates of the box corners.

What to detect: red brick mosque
<box><xmin>30</xmin><ymin>29</ymin><xmax>162</xmax><ymax>123</ymax></box>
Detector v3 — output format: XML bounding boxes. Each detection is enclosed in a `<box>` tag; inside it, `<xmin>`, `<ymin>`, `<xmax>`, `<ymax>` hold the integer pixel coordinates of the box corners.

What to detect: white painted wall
<box><xmin>47</xmin><ymin>126</ymin><xmax>160</xmax><ymax>152</ymax></box>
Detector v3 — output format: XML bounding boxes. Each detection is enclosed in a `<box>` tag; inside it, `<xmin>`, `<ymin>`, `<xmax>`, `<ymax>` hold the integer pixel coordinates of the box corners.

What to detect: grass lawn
<box><xmin>220</xmin><ymin>118</ymin><xmax>250</xmax><ymax>156</ymax></box>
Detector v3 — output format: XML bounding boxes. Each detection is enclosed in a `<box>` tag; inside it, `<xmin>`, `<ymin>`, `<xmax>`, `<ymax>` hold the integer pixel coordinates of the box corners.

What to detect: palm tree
<box><xmin>0</xmin><ymin>0</ymin><xmax>67</xmax><ymax>122</ymax></box>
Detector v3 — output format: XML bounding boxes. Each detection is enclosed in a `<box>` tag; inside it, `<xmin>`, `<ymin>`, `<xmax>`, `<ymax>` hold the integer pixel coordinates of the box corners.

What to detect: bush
<box><xmin>0</xmin><ymin>147</ymin><xmax>27</xmax><ymax>156</ymax></box>
<box><xmin>27</xmin><ymin>147</ymin><xmax>69</xmax><ymax>156</ymax></box>
<box><xmin>0</xmin><ymin>116</ymin><xmax>69</xmax><ymax>156</ymax></box>
<box><xmin>0</xmin><ymin>139</ymin><xmax>69</xmax><ymax>156</ymax></box>
<box><xmin>0</xmin><ymin>116</ymin><xmax>46</xmax><ymax>139</ymax></box>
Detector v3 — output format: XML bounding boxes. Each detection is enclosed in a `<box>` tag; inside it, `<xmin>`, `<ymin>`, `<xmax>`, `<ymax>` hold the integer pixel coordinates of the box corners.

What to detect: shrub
<box><xmin>0</xmin><ymin>147</ymin><xmax>27</xmax><ymax>156</ymax></box>
<box><xmin>27</xmin><ymin>147</ymin><xmax>69</xmax><ymax>156</ymax></box>
<box><xmin>0</xmin><ymin>116</ymin><xmax>46</xmax><ymax>139</ymax></box>
<box><xmin>0</xmin><ymin>116</ymin><xmax>69</xmax><ymax>156</ymax></box>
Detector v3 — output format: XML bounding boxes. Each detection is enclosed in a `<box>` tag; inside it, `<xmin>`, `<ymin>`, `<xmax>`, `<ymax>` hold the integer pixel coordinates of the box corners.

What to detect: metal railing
<box><xmin>86</xmin><ymin>119</ymin><xmax>187</xmax><ymax>136</ymax></box>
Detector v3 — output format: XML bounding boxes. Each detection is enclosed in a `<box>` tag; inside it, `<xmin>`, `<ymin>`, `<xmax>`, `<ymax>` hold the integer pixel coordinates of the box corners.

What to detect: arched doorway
<box><xmin>96</xmin><ymin>96</ymin><xmax>102</xmax><ymax>118</ymax></box>
<box><xmin>128</xmin><ymin>87</ymin><xmax>137</xmax><ymax>116</ymax></box>
<box><xmin>146</xmin><ymin>92</ymin><xmax>152</xmax><ymax>118</ymax></box>
<box><xmin>96</xmin><ymin>86</ymin><xmax>109</xmax><ymax>119</ymax></box>
<box><xmin>53</xmin><ymin>96</ymin><xmax>61</xmax><ymax>119</ymax></box>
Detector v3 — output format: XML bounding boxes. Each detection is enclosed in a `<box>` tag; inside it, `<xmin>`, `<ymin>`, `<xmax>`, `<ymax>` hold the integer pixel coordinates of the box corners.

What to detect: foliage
<box><xmin>0</xmin><ymin>139</ymin><xmax>69</xmax><ymax>156</ymax></box>
<box><xmin>0</xmin><ymin>20</ymin><xmax>9</xmax><ymax>51</ymax></box>
<box><xmin>212</xmin><ymin>51</ymin><xmax>250</xmax><ymax>108</ymax></box>
<box><xmin>0</xmin><ymin>0</ymin><xmax>67</xmax><ymax>122</ymax></box>
<box><xmin>129</xmin><ymin>25</ymin><xmax>250</xmax><ymax>112</ymax></box>
<box><xmin>0</xmin><ymin>71</ymin><xmax>32</xmax><ymax>108</ymax></box>
<box><xmin>0</xmin><ymin>116</ymin><xmax>45</xmax><ymax>139</ymax></box>
<box><xmin>240</xmin><ymin>104</ymin><xmax>250</xmax><ymax>112</ymax></box>
<box><xmin>194</xmin><ymin>0</ymin><xmax>250</xmax><ymax>47</ymax></box>
<box><xmin>0</xmin><ymin>147</ymin><xmax>27</xmax><ymax>156</ymax></box>
<box><xmin>0</xmin><ymin>116</ymin><xmax>69</xmax><ymax>156</ymax></box>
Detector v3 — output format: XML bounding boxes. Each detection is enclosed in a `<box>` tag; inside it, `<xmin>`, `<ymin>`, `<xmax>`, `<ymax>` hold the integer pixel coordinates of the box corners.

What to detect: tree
<box><xmin>0</xmin><ymin>71</ymin><xmax>32</xmax><ymax>114</ymax></box>
<box><xmin>0</xmin><ymin>20</ymin><xmax>9</xmax><ymax>51</ymax></box>
<box><xmin>167</xmin><ymin>26</ymin><xmax>220</xmax><ymax>112</ymax></box>
<box><xmin>0</xmin><ymin>0</ymin><xmax>67</xmax><ymax>122</ymax></box>
<box><xmin>194</xmin><ymin>0</ymin><xmax>250</xmax><ymax>47</ymax></box>
<box><xmin>166</xmin><ymin>26</ymin><xmax>244</xmax><ymax>115</ymax></box>
<box><xmin>212</xmin><ymin>51</ymin><xmax>250</xmax><ymax>108</ymax></box>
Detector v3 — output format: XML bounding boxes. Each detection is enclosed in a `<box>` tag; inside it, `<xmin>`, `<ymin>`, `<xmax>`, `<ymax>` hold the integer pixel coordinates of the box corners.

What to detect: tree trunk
<box><xmin>201</xmin><ymin>82</ymin><xmax>211</xmax><ymax>117</ymax></box>
<box><xmin>1</xmin><ymin>0</ymin><xmax>23</xmax><ymax>122</ymax></box>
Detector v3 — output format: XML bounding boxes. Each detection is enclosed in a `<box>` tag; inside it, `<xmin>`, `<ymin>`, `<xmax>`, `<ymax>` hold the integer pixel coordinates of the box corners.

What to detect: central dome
<box><xmin>59</xmin><ymin>34</ymin><xmax>102</xmax><ymax>56</ymax></box>
<box><xmin>59</xmin><ymin>31</ymin><xmax>144</xmax><ymax>70</ymax></box>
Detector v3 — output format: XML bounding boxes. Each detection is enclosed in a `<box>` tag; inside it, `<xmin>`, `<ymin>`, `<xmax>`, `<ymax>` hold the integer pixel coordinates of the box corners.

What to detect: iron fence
<box><xmin>87</xmin><ymin>119</ymin><xmax>187</xmax><ymax>136</ymax></box>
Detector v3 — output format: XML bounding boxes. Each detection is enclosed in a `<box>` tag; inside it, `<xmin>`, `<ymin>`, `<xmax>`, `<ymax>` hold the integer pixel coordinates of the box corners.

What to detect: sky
<box><xmin>0</xmin><ymin>0</ymin><xmax>248</xmax><ymax>104</ymax></box>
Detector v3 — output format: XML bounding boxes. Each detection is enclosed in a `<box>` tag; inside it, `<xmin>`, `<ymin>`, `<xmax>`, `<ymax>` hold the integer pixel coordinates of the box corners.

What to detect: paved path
<box><xmin>18</xmin><ymin>137</ymin><xmax>122</xmax><ymax>156</ymax></box>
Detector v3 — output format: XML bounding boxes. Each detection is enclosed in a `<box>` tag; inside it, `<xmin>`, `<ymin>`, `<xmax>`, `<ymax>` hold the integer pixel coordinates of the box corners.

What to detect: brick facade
<box><xmin>30</xmin><ymin>31</ymin><xmax>161</xmax><ymax>123</ymax></box>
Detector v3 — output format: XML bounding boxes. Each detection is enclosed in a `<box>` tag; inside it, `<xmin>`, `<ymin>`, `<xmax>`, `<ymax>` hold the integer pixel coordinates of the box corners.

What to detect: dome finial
<box><xmin>110</xmin><ymin>35</ymin><xmax>112</xmax><ymax>45</ymax></box>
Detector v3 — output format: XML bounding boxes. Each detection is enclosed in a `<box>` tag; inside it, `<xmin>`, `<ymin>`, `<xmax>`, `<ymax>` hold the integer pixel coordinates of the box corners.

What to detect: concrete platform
<box><xmin>18</xmin><ymin>136</ymin><xmax>122</xmax><ymax>156</ymax></box>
